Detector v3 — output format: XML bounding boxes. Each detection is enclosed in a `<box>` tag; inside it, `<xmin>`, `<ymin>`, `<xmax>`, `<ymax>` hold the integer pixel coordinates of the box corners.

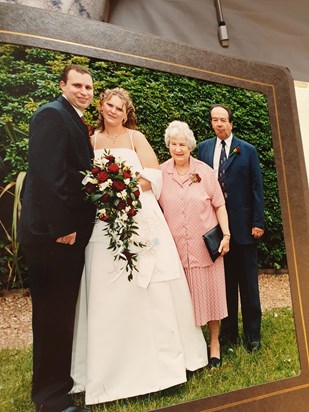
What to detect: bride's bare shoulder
<box><xmin>130</xmin><ymin>129</ymin><xmax>145</xmax><ymax>138</ymax></box>
<box><xmin>131</xmin><ymin>129</ymin><xmax>148</xmax><ymax>146</ymax></box>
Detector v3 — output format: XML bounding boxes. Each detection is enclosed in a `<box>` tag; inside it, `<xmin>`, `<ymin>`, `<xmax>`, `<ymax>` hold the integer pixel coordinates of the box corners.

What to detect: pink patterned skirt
<box><xmin>184</xmin><ymin>257</ymin><xmax>228</xmax><ymax>326</ymax></box>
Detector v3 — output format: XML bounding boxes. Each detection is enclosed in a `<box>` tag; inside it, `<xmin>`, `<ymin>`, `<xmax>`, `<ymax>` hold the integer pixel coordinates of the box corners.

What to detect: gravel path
<box><xmin>0</xmin><ymin>274</ymin><xmax>292</xmax><ymax>350</ymax></box>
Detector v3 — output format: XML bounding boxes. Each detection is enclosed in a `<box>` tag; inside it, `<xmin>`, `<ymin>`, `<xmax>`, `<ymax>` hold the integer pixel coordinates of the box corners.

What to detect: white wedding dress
<box><xmin>71</xmin><ymin>137</ymin><xmax>208</xmax><ymax>405</ymax></box>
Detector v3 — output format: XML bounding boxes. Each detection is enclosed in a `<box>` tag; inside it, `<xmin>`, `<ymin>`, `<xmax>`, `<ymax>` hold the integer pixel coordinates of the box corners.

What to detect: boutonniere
<box><xmin>189</xmin><ymin>173</ymin><xmax>202</xmax><ymax>185</ymax></box>
<box><xmin>229</xmin><ymin>146</ymin><xmax>240</xmax><ymax>157</ymax></box>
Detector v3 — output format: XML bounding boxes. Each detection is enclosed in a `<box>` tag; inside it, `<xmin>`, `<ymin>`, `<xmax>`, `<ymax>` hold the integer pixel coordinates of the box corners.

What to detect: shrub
<box><xmin>0</xmin><ymin>44</ymin><xmax>286</xmax><ymax>288</ymax></box>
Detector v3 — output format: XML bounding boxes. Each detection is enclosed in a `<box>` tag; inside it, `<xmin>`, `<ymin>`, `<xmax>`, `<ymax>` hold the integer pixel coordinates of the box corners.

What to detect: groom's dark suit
<box><xmin>19</xmin><ymin>95</ymin><xmax>95</xmax><ymax>410</ymax></box>
<box><xmin>198</xmin><ymin>135</ymin><xmax>264</xmax><ymax>345</ymax></box>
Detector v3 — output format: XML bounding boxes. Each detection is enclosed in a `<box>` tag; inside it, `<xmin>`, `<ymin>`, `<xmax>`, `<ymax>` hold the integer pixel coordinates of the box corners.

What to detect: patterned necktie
<box><xmin>218</xmin><ymin>140</ymin><xmax>228</xmax><ymax>198</ymax></box>
<box><xmin>81</xmin><ymin>116</ymin><xmax>86</xmax><ymax>124</ymax></box>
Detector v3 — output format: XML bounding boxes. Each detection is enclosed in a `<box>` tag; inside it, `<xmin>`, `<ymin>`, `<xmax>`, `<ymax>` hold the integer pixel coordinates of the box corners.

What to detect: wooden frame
<box><xmin>1</xmin><ymin>3</ymin><xmax>309</xmax><ymax>411</ymax></box>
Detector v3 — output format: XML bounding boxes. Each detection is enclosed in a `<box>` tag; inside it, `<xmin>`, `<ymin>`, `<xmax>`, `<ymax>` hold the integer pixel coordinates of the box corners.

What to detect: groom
<box><xmin>19</xmin><ymin>65</ymin><xmax>96</xmax><ymax>412</ymax></box>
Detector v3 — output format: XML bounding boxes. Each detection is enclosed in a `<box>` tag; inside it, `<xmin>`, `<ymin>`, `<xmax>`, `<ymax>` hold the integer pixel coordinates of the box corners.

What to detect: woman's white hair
<box><xmin>164</xmin><ymin>120</ymin><xmax>196</xmax><ymax>151</ymax></box>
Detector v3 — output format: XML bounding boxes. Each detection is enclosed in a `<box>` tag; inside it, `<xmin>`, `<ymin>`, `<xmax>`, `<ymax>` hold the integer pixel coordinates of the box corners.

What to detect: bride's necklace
<box><xmin>105</xmin><ymin>128</ymin><xmax>125</xmax><ymax>143</ymax></box>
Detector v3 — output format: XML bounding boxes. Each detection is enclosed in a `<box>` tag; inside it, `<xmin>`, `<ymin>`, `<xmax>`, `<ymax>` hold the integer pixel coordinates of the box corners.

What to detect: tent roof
<box><xmin>109</xmin><ymin>0</ymin><xmax>309</xmax><ymax>82</ymax></box>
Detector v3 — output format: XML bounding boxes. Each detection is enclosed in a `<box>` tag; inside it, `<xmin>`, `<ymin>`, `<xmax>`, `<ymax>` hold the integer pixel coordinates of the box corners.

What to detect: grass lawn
<box><xmin>0</xmin><ymin>307</ymin><xmax>300</xmax><ymax>412</ymax></box>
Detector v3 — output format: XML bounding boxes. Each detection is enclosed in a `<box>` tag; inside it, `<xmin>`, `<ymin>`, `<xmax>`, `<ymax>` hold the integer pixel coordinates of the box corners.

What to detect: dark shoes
<box><xmin>208</xmin><ymin>356</ymin><xmax>222</xmax><ymax>369</ymax></box>
<box><xmin>220</xmin><ymin>334</ymin><xmax>261</xmax><ymax>353</ymax></box>
<box><xmin>186</xmin><ymin>366</ymin><xmax>205</xmax><ymax>379</ymax></box>
<box><xmin>219</xmin><ymin>334</ymin><xmax>238</xmax><ymax>347</ymax></box>
<box><xmin>247</xmin><ymin>340</ymin><xmax>261</xmax><ymax>353</ymax></box>
<box><xmin>208</xmin><ymin>344</ymin><xmax>222</xmax><ymax>369</ymax></box>
<box><xmin>36</xmin><ymin>405</ymin><xmax>90</xmax><ymax>412</ymax></box>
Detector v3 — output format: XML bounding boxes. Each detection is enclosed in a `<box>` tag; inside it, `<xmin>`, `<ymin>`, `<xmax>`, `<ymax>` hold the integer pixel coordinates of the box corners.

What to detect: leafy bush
<box><xmin>0</xmin><ymin>44</ymin><xmax>286</xmax><ymax>288</ymax></box>
<box><xmin>0</xmin><ymin>172</ymin><xmax>27</xmax><ymax>290</ymax></box>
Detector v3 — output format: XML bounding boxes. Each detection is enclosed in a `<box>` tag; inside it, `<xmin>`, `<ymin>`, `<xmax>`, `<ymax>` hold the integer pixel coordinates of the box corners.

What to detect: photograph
<box><xmin>0</xmin><ymin>3</ymin><xmax>308</xmax><ymax>412</ymax></box>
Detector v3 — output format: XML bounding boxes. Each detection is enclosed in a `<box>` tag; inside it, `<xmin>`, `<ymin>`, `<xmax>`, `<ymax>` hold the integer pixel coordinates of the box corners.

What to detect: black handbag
<box><xmin>202</xmin><ymin>224</ymin><xmax>223</xmax><ymax>262</ymax></box>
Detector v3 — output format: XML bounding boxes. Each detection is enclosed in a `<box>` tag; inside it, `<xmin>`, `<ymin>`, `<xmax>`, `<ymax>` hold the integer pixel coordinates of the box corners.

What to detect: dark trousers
<box><xmin>221</xmin><ymin>241</ymin><xmax>262</xmax><ymax>343</ymax></box>
<box><xmin>22</xmin><ymin>238</ymin><xmax>88</xmax><ymax>410</ymax></box>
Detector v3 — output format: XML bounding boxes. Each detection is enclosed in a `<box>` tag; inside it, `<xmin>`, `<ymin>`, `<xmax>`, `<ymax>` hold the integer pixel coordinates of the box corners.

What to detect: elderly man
<box><xmin>198</xmin><ymin>104</ymin><xmax>264</xmax><ymax>353</ymax></box>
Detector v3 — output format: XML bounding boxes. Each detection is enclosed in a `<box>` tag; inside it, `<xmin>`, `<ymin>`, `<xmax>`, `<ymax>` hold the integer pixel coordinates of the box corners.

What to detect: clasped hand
<box><xmin>218</xmin><ymin>237</ymin><xmax>230</xmax><ymax>256</ymax></box>
<box><xmin>56</xmin><ymin>232</ymin><xmax>76</xmax><ymax>245</ymax></box>
<box><xmin>252</xmin><ymin>227</ymin><xmax>264</xmax><ymax>239</ymax></box>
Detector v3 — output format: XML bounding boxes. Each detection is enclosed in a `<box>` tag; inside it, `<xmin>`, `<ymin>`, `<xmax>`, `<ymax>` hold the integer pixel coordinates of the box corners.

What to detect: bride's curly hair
<box><xmin>97</xmin><ymin>87</ymin><xmax>139</xmax><ymax>131</ymax></box>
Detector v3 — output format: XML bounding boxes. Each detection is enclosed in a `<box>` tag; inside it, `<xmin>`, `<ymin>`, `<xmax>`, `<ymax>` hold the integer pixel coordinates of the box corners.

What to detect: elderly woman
<box><xmin>159</xmin><ymin>120</ymin><xmax>230</xmax><ymax>368</ymax></box>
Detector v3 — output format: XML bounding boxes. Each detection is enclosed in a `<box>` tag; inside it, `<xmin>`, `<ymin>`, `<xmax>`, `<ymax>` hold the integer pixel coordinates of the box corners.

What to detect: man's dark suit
<box><xmin>19</xmin><ymin>96</ymin><xmax>95</xmax><ymax>410</ymax></box>
<box><xmin>198</xmin><ymin>135</ymin><xmax>264</xmax><ymax>345</ymax></box>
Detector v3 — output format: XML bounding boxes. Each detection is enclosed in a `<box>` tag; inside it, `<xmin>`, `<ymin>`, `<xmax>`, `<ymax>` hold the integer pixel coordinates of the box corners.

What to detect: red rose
<box><xmin>116</xmin><ymin>200</ymin><xmax>126</xmax><ymax>210</ymax></box>
<box><xmin>108</xmin><ymin>163</ymin><xmax>119</xmax><ymax>173</ymax></box>
<box><xmin>101</xmin><ymin>193</ymin><xmax>110</xmax><ymax>203</ymax></box>
<box><xmin>85</xmin><ymin>182</ymin><xmax>96</xmax><ymax>194</ymax></box>
<box><xmin>97</xmin><ymin>170</ymin><xmax>109</xmax><ymax>183</ymax></box>
<box><xmin>105</xmin><ymin>155</ymin><xmax>115</xmax><ymax>163</ymax></box>
<box><xmin>99</xmin><ymin>214</ymin><xmax>109</xmax><ymax>222</ymax></box>
<box><xmin>190</xmin><ymin>173</ymin><xmax>202</xmax><ymax>185</ymax></box>
<box><xmin>123</xmin><ymin>170</ymin><xmax>131</xmax><ymax>179</ymax></box>
<box><xmin>229</xmin><ymin>146</ymin><xmax>241</xmax><ymax>157</ymax></box>
<box><xmin>127</xmin><ymin>208</ymin><xmax>137</xmax><ymax>217</ymax></box>
<box><xmin>113</xmin><ymin>180</ymin><xmax>126</xmax><ymax>191</ymax></box>
<box><xmin>122</xmin><ymin>250</ymin><xmax>133</xmax><ymax>261</ymax></box>
<box><xmin>91</xmin><ymin>167</ymin><xmax>101</xmax><ymax>176</ymax></box>
<box><xmin>133</xmin><ymin>189</ymin><xmax>140</xmax><ymax>198</ymax></box>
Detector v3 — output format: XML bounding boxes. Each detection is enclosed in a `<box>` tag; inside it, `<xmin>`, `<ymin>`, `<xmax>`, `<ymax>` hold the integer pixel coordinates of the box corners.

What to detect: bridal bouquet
<box><xmin>82</xmin><ymin>150</ymin><xmax>145</xmax><ymax>281</ymax></box>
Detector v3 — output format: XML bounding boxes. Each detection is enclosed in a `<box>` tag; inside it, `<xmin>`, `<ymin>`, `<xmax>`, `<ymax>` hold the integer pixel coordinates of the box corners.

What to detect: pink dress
<box><xmin>159</xmin><ymin>156</ymin><xmax>228</xmax><ymax>326</ymax></box>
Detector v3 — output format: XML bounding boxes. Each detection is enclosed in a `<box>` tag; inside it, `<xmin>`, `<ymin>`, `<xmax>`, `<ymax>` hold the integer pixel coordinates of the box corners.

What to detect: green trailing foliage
<box><xmin>0</xmin><ymin>171</ymin><xmax>27</xmax><ymax>290</ymax></box>
<box><xmin>0</xmin><ymin>44</ymin><xmax>286</xmax><ymax>288</ymax></box>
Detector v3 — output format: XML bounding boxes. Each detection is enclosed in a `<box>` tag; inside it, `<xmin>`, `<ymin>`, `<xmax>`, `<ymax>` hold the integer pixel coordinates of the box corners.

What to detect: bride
<box><xmin>71</xmin><ymin>87</ymin><xmax>208</xmax><ymax>406</ymax></box>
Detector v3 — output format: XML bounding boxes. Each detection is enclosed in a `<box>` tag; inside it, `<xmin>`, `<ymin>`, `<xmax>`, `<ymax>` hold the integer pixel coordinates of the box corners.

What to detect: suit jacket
<box><xmin>198</xmin><ymin>135</ymin><xmax>264</xmax><ymax>245</ymax></box>
<box><xmin>19</xmin><ymin>96</ymin><xmax>95</xmax><ymax>245</ymax></box>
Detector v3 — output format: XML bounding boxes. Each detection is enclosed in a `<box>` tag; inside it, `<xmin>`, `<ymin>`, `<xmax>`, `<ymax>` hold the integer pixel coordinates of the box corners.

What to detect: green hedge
<box><xmin>0</xmin><ymin>44</ymin><xmax>286</xmax><ymax>287</ymax></box>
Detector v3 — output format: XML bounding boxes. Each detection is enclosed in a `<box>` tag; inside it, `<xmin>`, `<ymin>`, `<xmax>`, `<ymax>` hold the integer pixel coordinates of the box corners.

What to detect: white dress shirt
<box><xmin>62</xmin><ymin>94</ymin><xmax>83</xmax><ymax>118</ymax></box>
<box><xmin>213</xmin><ymin>134</ymin><xmax>233</xmax><ymax>178</ymax></box>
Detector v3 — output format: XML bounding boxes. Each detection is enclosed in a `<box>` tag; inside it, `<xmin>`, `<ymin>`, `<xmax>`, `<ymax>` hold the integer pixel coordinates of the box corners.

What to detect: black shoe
<box><xmin>247</xmin><ymin>340</ymin><xmax>261</xmax><ymax>353</ymax></box>
<box><xmin>208</xmin><ymin>356</ymin><xmax>222</xmax><ymax>369</ymax></box>
<box><xmin>36</xmin><ymin>405</ymin><xmax>90</xmax><ymax>412</ymax></box>
<box><xmin>186</xmin><ymin>366</ymin><xmax>205</xmax><ymax>379</ymax></box>
<box><xmin>219</xmin><ymin>334</ymin><xmax>238</xmax><ymax>347</ymax></box>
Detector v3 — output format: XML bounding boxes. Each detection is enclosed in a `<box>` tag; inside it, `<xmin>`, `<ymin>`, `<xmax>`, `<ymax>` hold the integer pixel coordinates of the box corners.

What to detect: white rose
<box><xmin>82</xmin><ymin>175</ymin><xmax>98</xmax><ymax>185</ymax></box>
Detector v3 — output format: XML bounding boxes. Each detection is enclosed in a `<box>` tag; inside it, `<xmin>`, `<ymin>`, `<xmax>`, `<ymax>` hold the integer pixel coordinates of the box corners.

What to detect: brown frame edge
<box><xmin>1</xmin><ymin>3</ymin><xmax>309</xmax><ymax>411</ymax></box>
